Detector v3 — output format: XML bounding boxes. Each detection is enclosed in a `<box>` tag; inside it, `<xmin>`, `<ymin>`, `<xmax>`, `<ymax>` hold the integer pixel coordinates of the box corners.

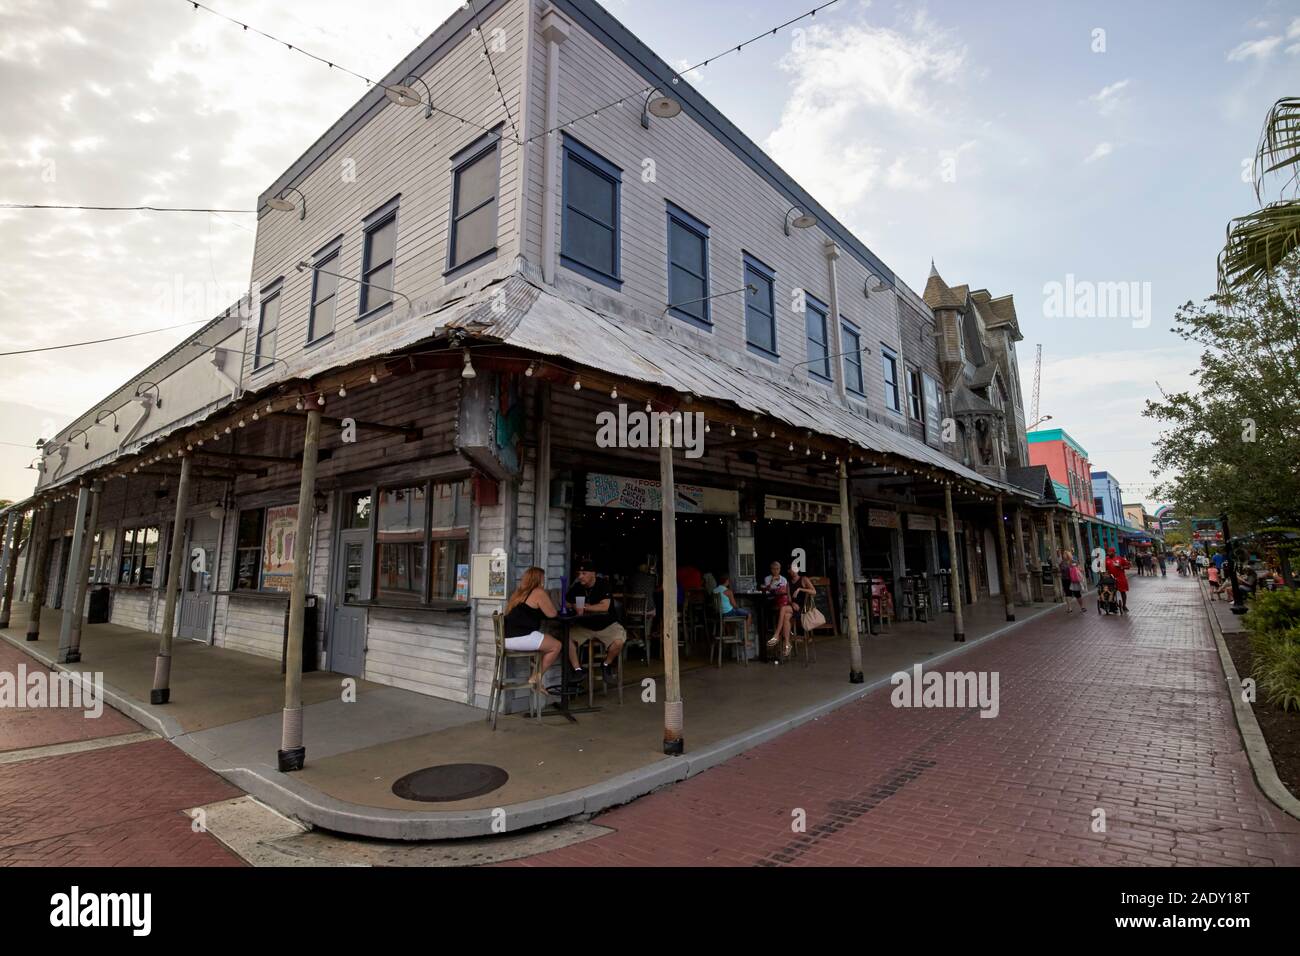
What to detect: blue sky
<box><xmin>1</xmin><ymin>0</ymin><xmax>1298</xmax><ymax>505</ymax></box>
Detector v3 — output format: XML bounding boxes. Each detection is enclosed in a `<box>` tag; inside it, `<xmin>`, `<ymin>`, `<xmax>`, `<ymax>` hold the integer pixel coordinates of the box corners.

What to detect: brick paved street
<box><xmin>508</xmin><ymin>574</ymin><xmax>1300</xmax><ymax>866</ymax></box>
<box><xmin>0</xmin><ymin>644</ymin><xmax>246</xmax><ymax>867</ymax></box>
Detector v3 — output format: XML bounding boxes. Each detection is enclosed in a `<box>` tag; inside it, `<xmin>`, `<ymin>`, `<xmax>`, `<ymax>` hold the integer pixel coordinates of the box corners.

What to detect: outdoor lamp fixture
<box><xmin>26</xmin><ymin>457</ymin><xmax>44</xmax><ymax>472</ymax></box>
<box><xmin>385</xmin><ymin>75</ymin><xmax>434</xmax><ymax>119</ymax></box>
<box><xmin>267</xmin><ymin>186</ymin><xmax>307</xmax><ymax>221</ymax></box>
<box><xmin>641</xmin><ymin>87</ymin><xmax>682</xmax><ymax>128</ymax></box>
<box><xmin>69</xmin><ymin>428</ymin><xmax>90</xmax><ymax>450</ymax></box>
<box><xmin>1028</xmin><ymin>414</ymin><xmax>1053</xmax><ymax>430</ymax></box>
<box><xmin>135</xmin><ymin>381</ymin><xmax>162</xmax><ymax>408</ymax></box>
<box><xmin>863</xmin><ymin>275</ymin><xmax>890</xmax><ymax>297</ymax></box>
<box><xmin>784</xmin><ymin>205</ymin><xmax>817</xmax><ymax>236</ymax></box>
<box><xmin>461</xmin><ymin>348</ymin><xmax>477</xmax><ymax>379</ymax></box>
<box><xmin>94</xmin><ymin>409</ymin><xmax>119</xmax><ymax>432</ymax></box>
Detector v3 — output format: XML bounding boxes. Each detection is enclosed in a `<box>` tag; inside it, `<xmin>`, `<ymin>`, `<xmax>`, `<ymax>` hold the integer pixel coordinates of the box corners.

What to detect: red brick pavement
<box><xmin>0</xmin><ymin>642</ymin><xmax>138</xmax><ymax>751</ymax></box>
<box><xmin>0</xmin><ymin>643</ymin><xmax>246</xmax><ymax>867</ymax></box>
<box><xmin>508</xmin><ymin>575</ymin><xmax>1300</xmax><ymax>866</ymax></box>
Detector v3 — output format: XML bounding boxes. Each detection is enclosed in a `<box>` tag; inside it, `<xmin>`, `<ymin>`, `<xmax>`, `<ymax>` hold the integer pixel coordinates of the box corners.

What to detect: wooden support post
<box><xmin>24</xmin><ymin>504</ymin><xmax>53</xmax><ymax>641</ymax></box>
<box><xmin>57</xmin><ymin>483</ymin><xmax>92</xmax><ymax>663</ymax></box>
<box><xmin>68</xmin><ymin>482</ymin><xmax>102</xmax><ymax>658</ymax></box>
<box><xmin>995</xmin><ymin>494</ymin><xmax>1015</xmax><ymax>622</ymax></box>
<box><xmin>278</xmin><ymin>409</ymin><xmax>321</xmax><ymax>772</ymax></box>
<box><xmin>944</xmin><ymin>484</ymin><xmax>965</xmax><ymax>642</ymax></box>
<box><xmin>838</xmin><ymin>459</ymin><xmax>863</xmax><ymax>682</ymax></box>
<box><xmin>0</xmin><ymin>510</ymin><xmax>24</xmax><ymax>629</ymax></box>
<box><xmin>1048</xmin><ymin>516</ymin><xmax>1064</xmax><ymax>603</ymax></box>
<box><xmin>1028</xmin><ymin>515</ymin><xmax>1043</xmax><ymax>603</ymax></box>
<box><xmin>659</xmin><ymin>417</ymin><xmax>683</xmax><ymax>755</ymax></box>
<box><xmin>151</xmin><ymin>455</ymin><xmax>193</xmax><ymax>704</ymax></box>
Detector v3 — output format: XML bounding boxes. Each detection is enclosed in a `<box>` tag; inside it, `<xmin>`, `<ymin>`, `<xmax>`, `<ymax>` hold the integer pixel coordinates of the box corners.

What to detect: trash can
<box><xmin>87</xmin><ymin>585</ymin><xmax>112</xmax><ymax>624</ymax></box>
<box><xmin>281</xmin><ymin>595</ymin><xmax>319</xmax><ymax>674</ymax></box>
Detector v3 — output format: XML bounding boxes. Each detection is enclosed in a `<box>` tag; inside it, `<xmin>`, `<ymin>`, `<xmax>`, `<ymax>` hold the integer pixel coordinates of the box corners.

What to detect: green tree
<box><xmin>1144</xmin><ymin>256</ymin><xmax>1300</xmax><ymax>532</ymax></box>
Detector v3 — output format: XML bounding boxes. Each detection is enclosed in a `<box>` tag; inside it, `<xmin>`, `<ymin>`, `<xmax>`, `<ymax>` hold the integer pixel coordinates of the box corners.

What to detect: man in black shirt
<box><xmin>566</xmin><ymin>560</ymin><xmax>626</xmax><ymax>686</ymax></box>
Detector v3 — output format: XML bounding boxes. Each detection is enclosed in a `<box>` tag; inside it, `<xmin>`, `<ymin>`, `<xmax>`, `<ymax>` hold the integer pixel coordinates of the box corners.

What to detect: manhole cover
<box><xmin>391</xmin><ymin>763</ymin><xmax>509</xmax><ymax>802</ymax></box>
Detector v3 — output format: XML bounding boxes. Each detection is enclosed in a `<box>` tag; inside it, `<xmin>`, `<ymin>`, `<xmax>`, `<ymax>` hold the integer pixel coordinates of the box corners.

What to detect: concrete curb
<box><xmin>1196</xmin><ymin>578</ymin><xmax>1300</xmax><ymax>822</ymax></box>
<box><xmin>3</xmin><ymin>601</ymin><xmax>1060</xmax><ymax>839</ymax></box>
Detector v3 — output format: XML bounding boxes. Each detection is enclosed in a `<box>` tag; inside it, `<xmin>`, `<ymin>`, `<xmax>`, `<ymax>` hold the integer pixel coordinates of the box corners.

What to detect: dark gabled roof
<box><xmin>950</xmin><ymin>386</ymin><xmax>999</xmax><ymax>415</ymax></box>
<box><xmin>923</xmin><ymin>265</ymin><xmax>965</xmax><ymax>311</ymax></box>
<box><xmin>1006</xmin><ymin>464</ymin><xmax>1055</xmax><ymax>500</ymax></box>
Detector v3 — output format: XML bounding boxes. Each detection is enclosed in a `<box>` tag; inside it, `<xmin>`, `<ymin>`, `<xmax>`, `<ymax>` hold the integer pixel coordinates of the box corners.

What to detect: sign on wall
<box><xmin>764</xmin><ymin>496</ymin><xmax>840</xmax><ymax>524</ymax></box>
<box><xmin>906</xmin><ymin>513</ymin><xmax>937</xmax><ymax>531</ymax></box>
<box><xmin>868</xmin><ymin>508</ymin><xmax>900</xmax><ymax>529</ymax></box>
<box><xmin>586</xmin><ymin>473</ymin><xmax>739</xmax><ymax>514</ymax></box>
<box><xmin>261</xmin><ymin>504</ymin><xmax>299</xmax><ymax>592</ymax></box>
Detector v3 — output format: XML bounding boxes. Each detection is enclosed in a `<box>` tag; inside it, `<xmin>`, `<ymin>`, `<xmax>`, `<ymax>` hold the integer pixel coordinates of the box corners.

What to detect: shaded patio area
<box><xmin>1</xmin><ymin>596</ymin><xmax>1059</xmax><ymax>838</ymax></box>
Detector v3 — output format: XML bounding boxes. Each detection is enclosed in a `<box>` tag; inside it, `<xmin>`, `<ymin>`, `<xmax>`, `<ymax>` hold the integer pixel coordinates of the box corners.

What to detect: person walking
<box><xmin>1105</xmin><ymin>547</ymin><xmax>1132</xmax><ymax>613</ymax></box>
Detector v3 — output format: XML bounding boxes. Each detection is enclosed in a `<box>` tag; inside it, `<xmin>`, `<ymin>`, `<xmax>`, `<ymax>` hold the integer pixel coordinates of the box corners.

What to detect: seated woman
<box><xmin>714</xmin><ymin>574</ymin><xmax>750</xmax><ymax>620</ymax></box>
<box><xmin>761</xmin><ymin>560</ymin><xmax>793</xmax><ymax>654</ymax></box>
<box><xmin>503</xmin><ymin>566</ymin><xmax>562</xmax><ymax>697</ymax></box>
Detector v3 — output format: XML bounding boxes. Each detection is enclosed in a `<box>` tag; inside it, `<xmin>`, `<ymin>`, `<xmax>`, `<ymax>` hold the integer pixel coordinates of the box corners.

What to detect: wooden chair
<box><xmin>790</xmin><ymin>592</ymin><xmax>818</xmax><ymax>666</ymax></box>
<box><xmin>711</xmin><ymin>592</ymin><xmax>749</xmax><ymax>668</ymax></box>
<box><xmin>487</xmin><ymin>611</ymin><xmax>542</xmax><ymax>730</ymax></box>
<box><xmin>870</xmin><ymin>578</ymin><xmax>894</xmax><ymax>632</ymax></box>
<box><xmin>622</xmin><ymin>593</ymin><xmax>654</xmax><ymax>664</ymax></box>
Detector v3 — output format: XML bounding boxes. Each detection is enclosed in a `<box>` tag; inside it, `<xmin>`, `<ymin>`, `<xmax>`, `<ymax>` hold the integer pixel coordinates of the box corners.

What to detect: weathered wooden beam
<box><xmin>270</xmin><ymin>410</ymin><xmax>421</xmax><ymax>442</ymax></box>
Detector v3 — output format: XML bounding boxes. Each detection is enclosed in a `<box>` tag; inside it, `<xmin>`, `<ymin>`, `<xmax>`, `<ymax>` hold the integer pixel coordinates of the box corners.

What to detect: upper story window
<box><xmin>254</xmin><ymin>287</ymin><xmax>280</xmax><ymax>370</ymax></box>
<box><xmin>906</xmin><ymin>365</ymin><xmax>924</xmax><ymax>421</ymax></box>
<box><xmin>307</xmin><ymin>239</ymin><xmax>341</xmax><ymax>343</ymax></box>
<box><xmin>842</xmin><ymin>322</ymin><xmax>864</xmax><ymax>395</ymax></box>
<box><xmin>448</xmin><ymin>132</ymin><xmax>500</xmax><ymax>272</ymax></box>
<box><xmin>743</xmin><ymin>253</ymin><xmax>777</xmax><ymax>358</ymax></box>
<box><xmin>360</xmin><ymin>197</ymin><xmax>399</xmax><ymax>317</ymax></box>
<box><xmin>666</xmin><ymin>202</ymin><xmax>710</xmax><ymax>328</ymax></box>
<box><xmin>880</xmin><ymin>346</ymin><xmax>902</xmax><ymax>413</ymax></box>
<box><xmin>922</xmin><ymin>372</ymin><xmax>943</xmax><ymax>445</ymax></box>
<box><xmin>561</xmin><ymin>136</ymin><xmax>621</xmax><ymax>288</ymax></box>
<box><xmin>804</xmin><ymin>293</ymin><xmax>831</xmax><ymax>382</ymax></box>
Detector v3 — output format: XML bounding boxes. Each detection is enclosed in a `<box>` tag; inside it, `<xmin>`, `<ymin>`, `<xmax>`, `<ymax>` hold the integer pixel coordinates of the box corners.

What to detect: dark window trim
<box><xmin>307</xmin><ymin>236</ymin><xmax>343</xmax><ymax>345</ymax></box>
<box><xmin>252</xmin><ymin>277</ymin><xmax>284</xmax><ymax>374</ymax></box>
<box><xmin>804</xmin><ymin>291</ymin><xmax>831</xmax><ymax>383</ymax></box>
<box><xmin>665</xmin><ymin>201</ymin><xmax>711</xmax><ymax>330</ymax></box>
<box><xmin>445</xmin><ymin>128</ymin><xmax>502</xmax><ymax>275</ymax></box>
<box><xmin>358</xmin><ymin>194</ymin><xmax>401</xmax><ymax>321</ymax></box>
<box><xmin>742</xmin><ymin>251</ymin><xmax>777</xmax><ymax>357</ymax></box>
<box><xmin>880</xmin><ymin>344</ymin><xmax>903</xmax><ymax>415</ymax></box>
<box><xmin>560</xmin><ymin>134</ymin><xmax>622</xmax><ymax>288</ymax></box>
<box><xmin>841</xmin><ymin>320</ymin><xmax>864</xmax><ymax>395</ymax></box>
<box><xmin>372</xmin><ymin>477</ymin><xmax>473</xmax><ymax>607</ymax></box>
<box><xmin>905</xmin><ymin>363</ymin><xmax>925</xmax><ymax>422</ymax></box>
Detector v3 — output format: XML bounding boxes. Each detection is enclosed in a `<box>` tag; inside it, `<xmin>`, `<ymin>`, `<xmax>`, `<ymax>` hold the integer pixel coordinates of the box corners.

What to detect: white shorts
<box><xmin>504</xmin><ymin>630</ymin><xmax>546</xmax><ymax>652</ymax></box>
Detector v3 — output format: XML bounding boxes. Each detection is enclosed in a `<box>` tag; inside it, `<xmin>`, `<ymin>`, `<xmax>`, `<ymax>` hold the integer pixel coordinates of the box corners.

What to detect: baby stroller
<box><xmin>1096</xmin><ymin>572</ymin><xmax>1122</xmax><ymax>615</ymax></box>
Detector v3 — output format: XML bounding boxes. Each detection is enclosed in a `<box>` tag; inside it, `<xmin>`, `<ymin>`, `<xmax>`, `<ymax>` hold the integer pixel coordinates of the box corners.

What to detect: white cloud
<box><xmin>1089</xmin><ymin>78</ymin><xmax>1130</xmax><ymax>116</ymax></box>
<box><xmin>764</xmin><ymin>18</ymin><xmax>967</xmax><ymax>208</ymax></box>
<box><xmin>1084</xmin><ymin>142</ymin><xmax>1113</xmax><ymax>164</ymax></box>
<box><xmin>1227</xmin><ymin>36</ymin><xmax>1283</xmax><ymax>61</ymax></box>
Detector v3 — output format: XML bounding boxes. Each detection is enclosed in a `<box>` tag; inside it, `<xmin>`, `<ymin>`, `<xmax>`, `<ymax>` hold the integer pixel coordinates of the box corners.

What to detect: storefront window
<box><xmin>119</xmin><ymin>526</ymin><xmax>159</xmax><ymax>586</ymax></box>
<box><xmin>235</xmin><ymin>510</ymin><xmax>264</xmax><ymax>590</ymax></box>
<box><xmin>90</xmin><ymin>529</ymin><xmax>115</xmax><ymax>584</ymax></box>
<box><xmin>429</xmin><ymin>480</ymin><xmax>471</xmax><ymax>602</ymax></box>
<box><xmin>376</xmin><ymin>485</ymin><xmax>427</xmax><ymax>603</ymax></box>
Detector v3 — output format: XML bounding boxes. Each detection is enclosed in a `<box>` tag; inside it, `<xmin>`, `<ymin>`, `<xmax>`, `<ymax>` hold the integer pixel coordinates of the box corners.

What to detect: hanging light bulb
<box><xmin>788</xmin><ymin>441</ymin><xmax>794</xmax><ymax>452</ymax></box>
<box><xmin>461</xmin><ymin>349</ymin><xmax>476</xmax><ymax>380</ymax></box>
<box><xmin>821</xmin><ymin>451</ymin><xmax>827</xmax><ymax>460</ymax></box>
<box><xmin>317</xmin><ymin>394</ymin><xmax>326</xmax><ymax>406</ymax></box>
<box><xmin>645</xmin><ymin>400</ymin><xmax>652</xmax><ymax>413</ymax></box>
<box><xmin>704</xmin><ymin>421</ymin><xmax>711</xmax><ymax>433</ymax></box>
<box><xmin>224</xmin><ymin>426</ymin><xmax>232</xmax><ymax>434</ymax></box>
<box><xmin>265</xmin><ymin>403</ymin><xmax>273</xmax><ymax>414</ymax></box>
<box><xmin>338</xmin><ymin>386</ymin><xmax>347</xmax><ymax>398</ymax></box>
<box><xmin>197</xmin><ymin>438</ymin><xmax>204</xmax><ymax>446</ymax></box>
<box><xmin>730</xmin><ymin>425</ymin><xmax>736</xmax><ymax>437</ymax></box>
<box><xmin>369</xmin><ymin>373</ymin><xmax>378</xmax><ymax>385</ymax></box>
<box><xmin>752</xmin><ymin>427</ymin><xmax>758</xmax><ymax>438</ymax></box>
<box><xmin>525</xmin><ymin>361</ymin><xmax>537</xmax><ymax>377</ymax></box>
<box><xmin>573</xmin><ymin>379</ymin><xmax>582</xmax><ymax>391</ymax></box>
<box><xmin>770</xmin><ymin>430</ymin><xmax>776</xmax><ymax>439</ymax></box>
<box><xmin>252</xmin><ymin>412</ymin><xmax>259</xmax><ymax>421</ymax></box>
<box><xmin>610</xmin><ymin>386</ymin><xmax>618</xmax><ymax>399</ymax></box>
<box><xmin>238</xmin><ymin>419</ymin><xmax>246</xmax><ymax>428</ymax></box>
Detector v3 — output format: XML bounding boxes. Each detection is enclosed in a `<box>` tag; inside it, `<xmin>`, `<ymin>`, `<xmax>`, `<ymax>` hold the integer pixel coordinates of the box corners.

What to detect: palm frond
<box><xmin>1217</xmin><ymin>200</ymin><xmax>1300</xmax><ymax>293</ymax></box>
<box><xmin>1255</xmin><ymin>96</ymin><xmax>1300</xmax><ymax>203</ymax></box>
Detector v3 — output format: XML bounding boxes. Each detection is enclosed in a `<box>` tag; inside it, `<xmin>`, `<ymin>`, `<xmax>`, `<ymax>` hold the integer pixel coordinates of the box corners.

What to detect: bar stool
<box><xmin>487</xmin><ymin>611</ymin><xmax>542</xmax><ymax>730</ymax></box>
<box><xmin>790</xmin><ymin>594</ymin><xmax>817</xmax><ymax>666</ymax></box>
<box><xmin>711</xmin><ymin>593</ymin><xmax>749</xmax><ymax>667</ymax></box>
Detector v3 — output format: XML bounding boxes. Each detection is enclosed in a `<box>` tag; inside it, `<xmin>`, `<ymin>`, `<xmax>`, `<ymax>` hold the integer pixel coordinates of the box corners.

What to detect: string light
<box><xmin>573</xmin><ymin>379</ymin><xmax>582</xmax><ymax>391</ymax></box>
<box><xmin>369</xmin><ymin>373</ymin><xmax>379</xmax><ymax>384</ymax></box>
<box><xmin>339</xmin><ymin>386</ymin><xmax>347</xmax><ymax>398</ymax></box>
<box><xmin>610</xmin><ymin>386</ymin><xmax>618</xmax><ymax>399</ymax></box>
<box><xmin>317</xmin><ymin>394</ymin><xmax>326</xmax><ymax>406</ymax></box>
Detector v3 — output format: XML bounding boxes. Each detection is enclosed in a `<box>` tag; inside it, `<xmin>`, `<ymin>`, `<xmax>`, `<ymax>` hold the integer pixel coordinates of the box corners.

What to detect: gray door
<box><xmin>178</xmin><ymin>517</ymin><xmax>219</xmax><ymax>641</ymax></box>
<box><xmin>330</xmin><ymin>528</ymin><xmax>369</xmax><ymax>677</ymax></box>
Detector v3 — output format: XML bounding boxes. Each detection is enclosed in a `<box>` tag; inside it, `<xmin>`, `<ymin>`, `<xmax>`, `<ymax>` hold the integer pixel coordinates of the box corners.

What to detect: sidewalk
<box><xmin>506</xmin><ymin>574</ymin><xmax>1300</xmax><ymax>866</ymax></box>
<box><xmin>2</xmin><ymin>595</ymin><xmax>1059</xmax><ymax>840</ymax></box>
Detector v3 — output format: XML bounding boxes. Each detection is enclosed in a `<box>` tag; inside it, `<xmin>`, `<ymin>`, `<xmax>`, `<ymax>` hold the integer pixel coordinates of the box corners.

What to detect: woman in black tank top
<box><xmin>503</xmin><ymin>567</ymin><xmax>561</xmax><ymax>694</ymax></box>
